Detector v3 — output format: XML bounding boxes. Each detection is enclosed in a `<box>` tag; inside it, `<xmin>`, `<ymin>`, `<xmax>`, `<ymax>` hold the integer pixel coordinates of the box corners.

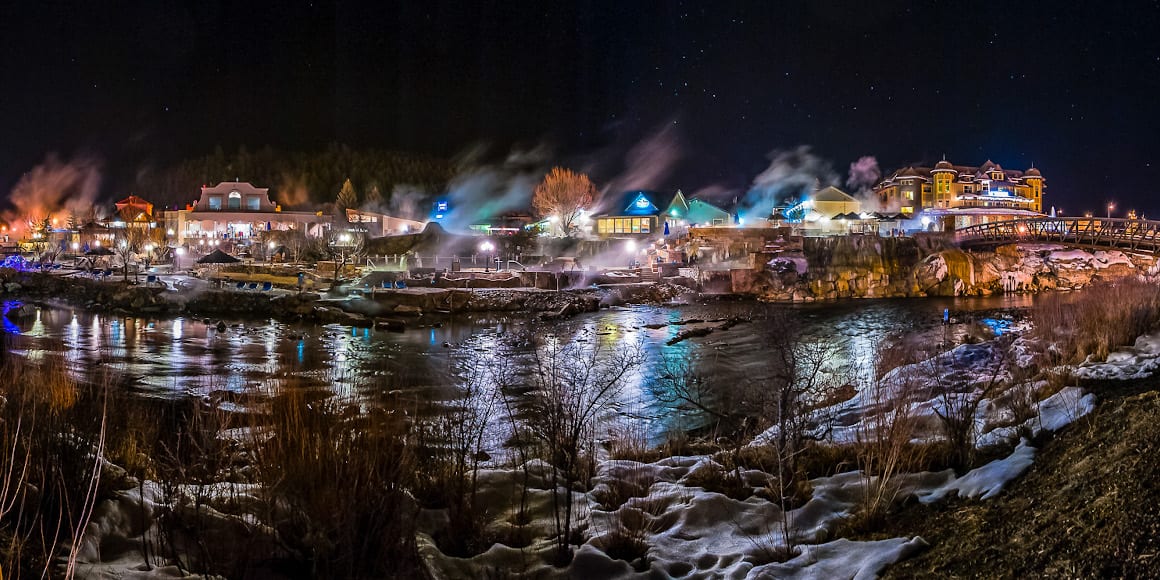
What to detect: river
<box><xmin>0</xmin><ymin>294</ymin><xmax>1032</xmax><ymax>443</ymax></box>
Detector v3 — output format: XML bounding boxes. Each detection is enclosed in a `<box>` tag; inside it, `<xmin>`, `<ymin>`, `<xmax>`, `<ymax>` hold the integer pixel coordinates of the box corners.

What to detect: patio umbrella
<box><xmin>197</xmin><ymin>249</ymin><xmax>241</xmax><ymax>264</ymax></box>
<box><xmin>84</xmin><ymin>247</ymin><xmax>115</xmax><ymax>256</ymax></box>
<box><xmin>663</xmin><ymin>221</ymin><xmax>670</xmax><ymax>236</ymax></box>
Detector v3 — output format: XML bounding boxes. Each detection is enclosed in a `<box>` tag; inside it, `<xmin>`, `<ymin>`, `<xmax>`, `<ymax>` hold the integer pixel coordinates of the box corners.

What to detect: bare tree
<box><xmin>517</xmin><ymin>330</ymin><xmax>644</xmax><ymax>565</ymax></box>
<box><xmin>275</xmin><ymin>228</ymin><xmax>310</xmax><ymax>265</ymax></box>
<box><xmin>651</xmin><ymin>310</ymin><xmax>844</xmax><ymax>557</ymax></box>
<box><xmin>324</xmin><ymin>230</ymin><xmax>366</xmax><ymax>287</ymax></box>
<box><xmin>113</xmin><ymin>227</ymin><xmax>148</xmax><ymax>283</ymax></box>
<box><xmin>532</xmin><ymin>167</ymin><xmax>596</xmax><ymax>235</ymax></box>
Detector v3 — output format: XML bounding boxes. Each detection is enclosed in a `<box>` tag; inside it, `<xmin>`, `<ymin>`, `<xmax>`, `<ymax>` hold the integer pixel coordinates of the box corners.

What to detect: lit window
<box><xmin>208</xmin><ymin>196</ymin><xmax>222</xmax><ymax>210</ymax></box>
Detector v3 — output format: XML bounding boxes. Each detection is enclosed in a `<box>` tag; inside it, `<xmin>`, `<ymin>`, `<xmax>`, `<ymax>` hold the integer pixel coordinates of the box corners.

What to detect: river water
<box><xmin>0</xmin><ymin>294</ymin><xmax>1032</xmax><ymax>442</ymax></box>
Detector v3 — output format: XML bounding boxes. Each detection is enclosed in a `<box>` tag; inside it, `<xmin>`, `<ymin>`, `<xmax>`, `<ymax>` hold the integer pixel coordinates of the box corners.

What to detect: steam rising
<box><xmin>4</xmin><ymin>154</ymin><xmax>103</xmax><ymax>234</ymax></box>
<box><xmin>598</xmin><ymin>125</ymin><xmax>683</xmax><ymax>210</ymax></box>
<box><xmin>740</xmin><ymin>146</ymin><xmax>836</xmax><ymax>218</ymax></box>
<box><xmin>846</xmin><ymin>156</ymin><xmax>881</xmax><ymax>193</ymax></box>
<box><xmin>438</xmin><ymin>144</ymin><xmax>550</xmax><ymax>232</ymax></box>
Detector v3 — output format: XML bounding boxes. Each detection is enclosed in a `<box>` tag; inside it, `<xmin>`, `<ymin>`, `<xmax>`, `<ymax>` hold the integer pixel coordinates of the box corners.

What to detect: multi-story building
<box><xmin>165</xmin><ymin>181</ymin><xmax>332</xmax><ymax>246</ymax></box>
<box><xmin>874</xmin><ymin>159</ymin><xmax>1044</xmax><ymax>215</ymax></box>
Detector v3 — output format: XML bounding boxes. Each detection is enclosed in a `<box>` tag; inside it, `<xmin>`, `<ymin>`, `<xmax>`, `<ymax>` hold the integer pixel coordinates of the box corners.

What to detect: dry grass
<box><xmin>1032</xmin><ymin>278</ymin><xmax>1160</xmax><ymax>363</ymax></box>
<box><xmin>248</xmin><ymin>390</ymin><xmax>420</xmax><ymax>579</ymax></box>
<box><xmin>0</xmin><ymin>346</ymin><xmax>109</xmax><ymax>578</ymax></box>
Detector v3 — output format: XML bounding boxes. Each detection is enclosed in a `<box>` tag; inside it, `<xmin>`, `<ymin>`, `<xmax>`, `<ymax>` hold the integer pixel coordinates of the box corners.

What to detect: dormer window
<box><xmin>228</xmin><ymin>190</ymin><xmax>242</xmax><ymax>210</ymax></box>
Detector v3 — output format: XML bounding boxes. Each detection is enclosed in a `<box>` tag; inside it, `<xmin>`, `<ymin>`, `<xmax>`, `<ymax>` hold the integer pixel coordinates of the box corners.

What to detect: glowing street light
<box><xmin>1107</xmin><ymin>201</ymin><xmax>1115</xmax><ymax>219</ymax></box>
<box><xmin>625</xmin><ymin>239</ymin><xmax>637</xmax><ymax>252</ymax></box>
<box><xmin>480</xmin><ymin>240</ymin><xmax>495</xmax><ymax>272</ymax></box>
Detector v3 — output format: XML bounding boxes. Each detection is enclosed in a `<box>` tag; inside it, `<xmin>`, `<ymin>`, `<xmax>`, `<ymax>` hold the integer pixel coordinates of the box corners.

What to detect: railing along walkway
<box><xmin>956</xmin><ymin>217</ymin><xmax>1160</xmax><ymax>253</ymax></box>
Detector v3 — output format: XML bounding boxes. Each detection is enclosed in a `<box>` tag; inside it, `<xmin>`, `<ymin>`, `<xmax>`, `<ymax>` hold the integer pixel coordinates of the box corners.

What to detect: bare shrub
<box><xmin>920</xmin><ymin>338</ymin><xmax>1011</xmax><ymax>472</ymax></box>
<box><xmin>516</xmin><ymin>329</ymin><xmax>645</xmax><ymax>565</ymax></box>
<box><xmin>653</xmin><ymin>309</ymin><xmax>846</xmax><ymax>556</ymax></box>
<box><xmin>853</xmin><ymin>339</ymin><xmax>930</xmax><ymax>530</ymax></box>
<box><xmin>413</xmin><ymin>351</ymin><xmax>500</xmax><ymax>557</ymax></box>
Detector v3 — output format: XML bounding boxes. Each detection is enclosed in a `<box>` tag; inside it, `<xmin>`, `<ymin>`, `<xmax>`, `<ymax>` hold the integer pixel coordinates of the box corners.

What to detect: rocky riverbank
<box><xmin>0</xmin><ymin>269</ymin><xmax>655</xmax><ymax>327</ymax></box>
<box><xmin>738</xmin><ymin>238</ymin><xmax>1156</xmax><ymax>302</ymax></box>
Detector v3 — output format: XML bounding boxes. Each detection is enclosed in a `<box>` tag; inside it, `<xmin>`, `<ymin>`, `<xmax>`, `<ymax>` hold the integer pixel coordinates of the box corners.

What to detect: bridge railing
<box><xmin>956</xmin><ymin>217</ymin><xmax>1160</xmax><ymax>251</ymax></box>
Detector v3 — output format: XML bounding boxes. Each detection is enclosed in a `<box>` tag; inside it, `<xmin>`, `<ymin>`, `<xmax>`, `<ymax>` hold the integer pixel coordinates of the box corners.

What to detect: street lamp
<box><xmin>480</xmin><ymin>241</ymin><xmax>494</xmax><ymax>272</ymax></box>
<box><xmin>1107</xmin><ymin>202</ymin><xmax>1115</xmax><ymax>219</ymax></box>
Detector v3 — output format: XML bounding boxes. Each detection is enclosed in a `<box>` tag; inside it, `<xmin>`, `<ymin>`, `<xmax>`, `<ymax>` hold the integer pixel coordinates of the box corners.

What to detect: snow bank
<box><xmin>918</xmin><ymin>439</ymin><xmax>1036</xmax><ymax>503</ymax></box>
<box><xmin>1074</xmin><ymin>330</ymin><xmax>1160</xmax><ymax>380</ymax></box>
<box><xmin>754</xmin><ymin>537</ymin><xmax>929</xmax><ymax>580</ymax></box>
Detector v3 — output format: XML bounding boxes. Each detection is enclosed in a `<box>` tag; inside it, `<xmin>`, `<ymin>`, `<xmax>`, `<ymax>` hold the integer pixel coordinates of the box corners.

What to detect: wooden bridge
<box><xmin>956</xmin><ymin>217</ymin><xmax>1160</xmax><ymax>253</ymax></box>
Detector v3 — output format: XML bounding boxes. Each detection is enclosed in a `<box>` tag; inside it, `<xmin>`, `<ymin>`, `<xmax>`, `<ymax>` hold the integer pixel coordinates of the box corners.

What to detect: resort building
<box><xmin>873</xmin><ymin>159</ymin><xmax>1044</xmax><ymax>215</ymax></box>
<box><xmin>165</xmin><ymin>181</ymin><xmax>332</xmax><ymax>246</ymax></box>
<box><xmin>345</xmin><ymin>208</ymin><xmax>426</xmax><ymax>237</ymax></box>
<box><xmin>592</xmin><ymin>190</ymin><xmax>730</xmax><ymax>237</ymax></box>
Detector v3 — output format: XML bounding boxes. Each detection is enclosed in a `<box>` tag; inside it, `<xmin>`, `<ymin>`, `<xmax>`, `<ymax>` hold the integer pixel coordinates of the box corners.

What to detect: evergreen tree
<box><xmin>337</xmin><ymin>178</ymin><xmax>358</xmax><ymax>212</ymax></box>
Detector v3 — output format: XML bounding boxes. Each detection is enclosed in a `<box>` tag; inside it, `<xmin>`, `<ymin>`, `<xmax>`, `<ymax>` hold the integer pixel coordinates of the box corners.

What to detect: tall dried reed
<box><xmin>1033</xmin><ymin>278</ymin><xmax>1160</xmax><ymax>363</ymax></box>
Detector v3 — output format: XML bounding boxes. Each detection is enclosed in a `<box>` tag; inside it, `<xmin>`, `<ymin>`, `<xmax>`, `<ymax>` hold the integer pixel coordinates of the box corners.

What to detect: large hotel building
<box><xmin>873</xmin><ymin>159</ymin><xmax>1044</xmax><ymax>215</ymax></box>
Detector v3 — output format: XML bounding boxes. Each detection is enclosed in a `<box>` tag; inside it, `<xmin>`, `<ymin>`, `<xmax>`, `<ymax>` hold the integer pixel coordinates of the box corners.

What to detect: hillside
<box><xmin>881</xmin><ymin>378</ymin><xmax>1160</xmax><ymax>578</ymax></box>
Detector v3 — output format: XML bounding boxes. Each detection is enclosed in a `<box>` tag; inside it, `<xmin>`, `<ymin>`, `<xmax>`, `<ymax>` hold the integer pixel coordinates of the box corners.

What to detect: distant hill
<box><xmin>135</xmin><ymin>144</ymin><xmax>453</xmax><ymax>209</ymax></box>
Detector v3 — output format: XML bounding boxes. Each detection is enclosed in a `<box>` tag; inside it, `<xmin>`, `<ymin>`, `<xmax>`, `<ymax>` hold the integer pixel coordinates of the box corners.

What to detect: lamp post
<box><xmin>1107</xmin><ymin>202</ymin><xmax>1115</xmax><ymax>220</ymax></box>
<box><xmin>480</xmin><ymin>241</ymin><xmax>494</xmax><ymax>272</ymax></box>
<box><xmin>332</xmin><ymin>232</ymin><xmax>353</xmax><ymax>287</ymax></box>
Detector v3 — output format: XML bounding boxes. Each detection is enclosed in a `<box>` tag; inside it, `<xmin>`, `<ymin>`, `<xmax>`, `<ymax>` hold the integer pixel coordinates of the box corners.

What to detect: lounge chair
<box><xmin>261</xmin><ymin>282</ymin><xmax>273</xmax><ymax>292</ymax></box>
<box><xmin>381</xmin><ymin>280</ymin><xmax>392</xmax><ymax>290</ymax></box>
<box><xmin>236</xmin><ymin>281</ymin><xmax>246</xmax><ymax>290</ymax></box>
<box><xmin>247</xmin><ymin>282</ymin><xmax>259</xmax><ymax>291</ymax></box>
<box><xmin>146</xmin><ymin>275</ymin><xmax>157</xmax><ymax>285</ymax></box>
<box><xmin>394</xmin><ymin>280</ymin><xmax>407</xmax><ymax>289</ymax></box>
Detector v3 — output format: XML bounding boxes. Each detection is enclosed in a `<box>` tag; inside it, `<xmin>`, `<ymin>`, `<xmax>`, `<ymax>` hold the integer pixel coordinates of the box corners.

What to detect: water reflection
<box><xmin>1</xmin><ymin>295</ymin><xmax>1031</xmax><ymax>442</ymax></box>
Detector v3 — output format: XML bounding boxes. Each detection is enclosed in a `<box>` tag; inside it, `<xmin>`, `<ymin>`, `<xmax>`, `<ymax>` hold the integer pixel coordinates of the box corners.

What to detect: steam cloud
<box><xmin>437</xmin><ymin>143</ymin><xmax>551</xmax><ymax>232</ymax></box>
<box><xmin>3</xmin><ymin>154</ymin><xmax>103</xmax><ymax>235</ymax></box>
<box><xmin>596</xmin><ymin>124</ymin><xmax>683</xmax><ymax>212</ymax></box>
<box><xmin>846</xmin><ymin>156</ymin><xmax>881</xmax><ymax>193</ymax></box>
<box><xmin>739</xmin><ymin>146</ymin><xmax>837</xmax><ymax>218</ymax></box>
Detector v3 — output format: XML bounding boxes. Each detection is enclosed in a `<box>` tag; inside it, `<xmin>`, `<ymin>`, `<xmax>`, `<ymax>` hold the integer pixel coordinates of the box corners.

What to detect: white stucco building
<box><xmin>165</xmin><ymin>182</ymin><xmax>332</xmax><ymax>245</ymax></box>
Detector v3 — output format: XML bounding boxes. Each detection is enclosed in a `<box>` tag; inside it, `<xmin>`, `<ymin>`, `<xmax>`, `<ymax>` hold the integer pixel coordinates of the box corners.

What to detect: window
<box><xmin>246</xmin><ymin>196</ymin><xmax>260</xmax><ymax>210</ymax></box>
<box><xmin>228</xmin><ymin>191</ymin><xmax>242</xmax><ymax>210</ymax></box>
<box><xmin>208</xmin><ymin>196</ymin><xmax>222</xmax><ymax>210</ymax></box>
<box><xmin>598</xmin><ymin>217</ymin><xmax>651</xmax><ymax>234</ymax></box>
<box><xmin>906</xmin><ymin>191</ymin><xmax>914</xmax><ymax>201</ymax></box>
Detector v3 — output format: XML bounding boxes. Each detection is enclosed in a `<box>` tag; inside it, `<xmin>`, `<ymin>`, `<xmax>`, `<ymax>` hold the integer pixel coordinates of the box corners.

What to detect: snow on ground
<box><xmin>1045</xmin><ymin>249</ymin><xmax>1133</xmax><ymax>270</ymax></box>
<box><xmin>1073</xmin><ymin>330</ymin><xmax>1160</xmax><ymax>380</ymax></box>
<box><xmin>77</xmin><ymin>322</ymin><xmax>1135</xmax><ymax>580</ymax></box>
<box><xmin>918</xmin><ymin>439</ymin><xmax>1036</xmax><ymax>503</ymax></box>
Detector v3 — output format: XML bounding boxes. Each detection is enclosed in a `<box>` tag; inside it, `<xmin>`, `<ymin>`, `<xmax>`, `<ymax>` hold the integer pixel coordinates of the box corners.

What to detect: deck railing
<box><xmin>956</xmin><ymin>217</ymin><xmax>1160</xmax><ymax>252</ymax></box>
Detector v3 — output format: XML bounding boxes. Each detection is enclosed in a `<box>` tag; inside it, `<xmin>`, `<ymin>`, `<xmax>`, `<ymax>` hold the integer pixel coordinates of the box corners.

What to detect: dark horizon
<box><xmin>2</xmin><ymin>1</ymin><xmax>1159</xmax><ymax>216</ymax></box>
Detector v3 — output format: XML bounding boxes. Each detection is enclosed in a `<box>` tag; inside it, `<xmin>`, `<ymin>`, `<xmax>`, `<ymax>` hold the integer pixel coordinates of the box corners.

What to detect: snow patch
<box><xmin>918</xmin><ymin>439</ymin><xmax>1036</xmax><ymax>503</ymax></box>
<box><xmin>1074</xmin><ymin>330</ymin><xmax>1160</xmax><ymax>380</ymax></box>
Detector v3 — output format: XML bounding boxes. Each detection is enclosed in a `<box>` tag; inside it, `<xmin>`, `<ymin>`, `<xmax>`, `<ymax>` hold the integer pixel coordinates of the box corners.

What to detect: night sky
<box><xmin>2</xmin><ymin>1</ymin><xmax>1160</xmax><ymax>215</ymax></box>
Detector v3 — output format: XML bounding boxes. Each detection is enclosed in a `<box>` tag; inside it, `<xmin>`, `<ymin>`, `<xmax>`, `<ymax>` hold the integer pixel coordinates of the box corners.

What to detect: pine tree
<box><xmin>364</xmin><ymin>183</ymin><xmax>383</xmax><ymax>209</ymax></box>
<box><xmin>336</xmin><ymin>178</ymin><xmax>358</xmax><ymax>220</ymax></box>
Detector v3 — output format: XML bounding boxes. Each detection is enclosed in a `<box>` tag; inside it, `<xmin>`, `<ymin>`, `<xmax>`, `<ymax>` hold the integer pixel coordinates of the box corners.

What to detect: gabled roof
<box><xmin>597</xmin><ymin>190</ymin><xmax>679</xmax><ymax>217</ymax></box>
<box><xmin>812</xmin><ymin>186</ymin><xmax>858</xmax><ymax>203</ymax></box>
